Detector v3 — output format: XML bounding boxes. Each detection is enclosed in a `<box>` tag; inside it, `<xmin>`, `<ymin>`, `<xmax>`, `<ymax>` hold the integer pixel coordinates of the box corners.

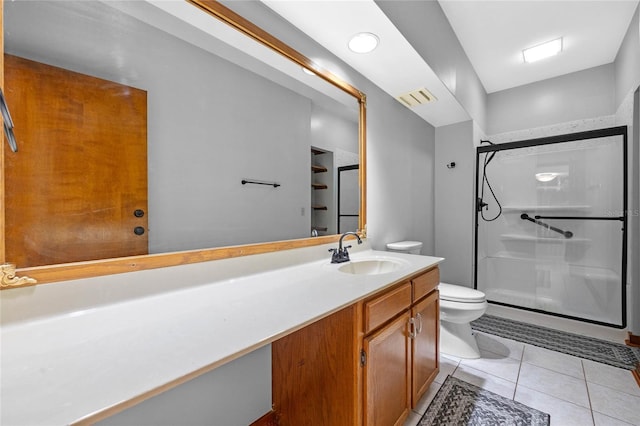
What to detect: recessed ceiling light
<box><xmin>523</xmin><ymin>38</ymin><xmax>563</xmax><ymax>63</ymax></box>
<box><xmin>348</xmin><ymin>32</ymin><xmax>379</xmax><ymax>54</ymax></box>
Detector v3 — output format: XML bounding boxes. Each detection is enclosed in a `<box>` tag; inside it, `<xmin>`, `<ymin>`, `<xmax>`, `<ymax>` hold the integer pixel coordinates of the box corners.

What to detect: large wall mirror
<box><xmin>1</xmin><ymin>0</ymin><xmax>366</xmax><ymax>285</ymax></box>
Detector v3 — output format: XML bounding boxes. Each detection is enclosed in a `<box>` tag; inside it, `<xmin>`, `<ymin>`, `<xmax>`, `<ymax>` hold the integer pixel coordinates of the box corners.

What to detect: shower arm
<box><xmin>520</xmin><ymin>213</ymin><xmax>573</xmax><ymax>239</ymax></box>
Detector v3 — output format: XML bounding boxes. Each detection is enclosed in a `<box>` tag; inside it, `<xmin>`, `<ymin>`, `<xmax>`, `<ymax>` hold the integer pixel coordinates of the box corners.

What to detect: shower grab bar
<box><xmin>534</xmin><ymin>215</ymin><xmax>624</xmax><ymax>221</ymax></box>
<box><xmin>520</xmin><ymin>213</ymin><xmax>573</xmax><ymax>238</ymax></box>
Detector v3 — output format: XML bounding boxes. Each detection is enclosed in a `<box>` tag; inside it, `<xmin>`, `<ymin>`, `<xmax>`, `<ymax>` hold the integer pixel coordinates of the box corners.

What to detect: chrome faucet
<box><xmin>329</xmin><ymin>232</ymin><xmax>363</xmax><ymax>263</ymax></box>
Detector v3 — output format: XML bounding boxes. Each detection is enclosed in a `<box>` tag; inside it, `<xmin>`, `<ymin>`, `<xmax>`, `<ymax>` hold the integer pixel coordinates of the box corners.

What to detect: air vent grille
<box><xmin>396</xmin><ymin>88</ymin><xmax>437</xmax><ymax>108</ymax></box>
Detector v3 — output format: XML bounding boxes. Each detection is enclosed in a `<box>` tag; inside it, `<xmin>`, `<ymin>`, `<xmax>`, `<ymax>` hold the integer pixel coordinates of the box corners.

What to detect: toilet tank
<box><xmin>386</xmin><ymin>241</ymin><xmax>423</xmax><ymax>255</ymax></box>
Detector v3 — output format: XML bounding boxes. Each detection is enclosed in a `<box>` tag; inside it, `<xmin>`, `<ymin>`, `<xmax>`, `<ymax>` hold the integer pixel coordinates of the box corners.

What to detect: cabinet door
<box><xmin>411</xmin><ymin>290</ymin><xmax>439</xmax><ymax>407</ymax></box>
<box><xmin>272</xmin><ymin>305</ymin><xmax>360</xmax><ymax>426</ymax></box>
<box><xmin>363</xmin><ymin>311</ymin><xmax>411</xmax><ymax>426</ymax></box>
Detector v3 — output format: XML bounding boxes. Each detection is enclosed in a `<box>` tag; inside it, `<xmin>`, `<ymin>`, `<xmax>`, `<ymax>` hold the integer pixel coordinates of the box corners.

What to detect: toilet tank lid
<box><xmin>386</xmin><ymin>241</ymin><xmax>423</xmax><ymax>250</ymax></box>
<box><xmin>438</xmin><ymin>283</ymin><xmax>486</xmax><ymax>302</ymax></box>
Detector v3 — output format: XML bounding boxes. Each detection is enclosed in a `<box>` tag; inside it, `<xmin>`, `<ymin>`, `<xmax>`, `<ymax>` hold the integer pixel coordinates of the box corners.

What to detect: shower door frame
<box><xmin>473</xmin><ymin>126</ymin><xmax>628</xmax><ymax>328</ymax></box>
<box><xmin>337</xmin><ymin>164</ymin><xmax>360</xmax><ymax>234</ymax></box>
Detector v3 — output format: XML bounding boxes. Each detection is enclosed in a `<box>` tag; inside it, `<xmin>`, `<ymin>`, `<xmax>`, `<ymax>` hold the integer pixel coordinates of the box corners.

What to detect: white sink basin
<box><xmin>338</xmin><ymin>258</ymin><xmax>405</xmax><ymax>275</ymax></box>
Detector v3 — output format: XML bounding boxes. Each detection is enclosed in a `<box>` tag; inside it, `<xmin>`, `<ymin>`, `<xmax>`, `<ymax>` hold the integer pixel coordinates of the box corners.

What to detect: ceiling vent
<box><xmin>396</xmin><ymin>88</ymin><xmax>437</xmax><ymax>108</ymax></box>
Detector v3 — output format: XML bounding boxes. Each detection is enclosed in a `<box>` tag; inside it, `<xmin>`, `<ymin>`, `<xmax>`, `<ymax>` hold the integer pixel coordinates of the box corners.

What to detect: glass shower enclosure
<box><xmin>474</xmin><ymin>126</ymin><xmax>628</xmax><ymax>328</ymax></box>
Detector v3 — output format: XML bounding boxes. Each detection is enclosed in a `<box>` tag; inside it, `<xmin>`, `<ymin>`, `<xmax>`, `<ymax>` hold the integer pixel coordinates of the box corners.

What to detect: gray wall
<box><xmin>487</xmin><ymin>64</ymin><xmax>615</xmax><ymax>135</ymax></box>
<box><xmin>366</xmin><ymin>89</ymin><xmax>436</xmax><ymax>255</ymax></box>
<box><xmin>434</xmin><ymin>121</ymin><xmax>475</xmax><ymax>287</ymax></box>
<box><xmin>615</xmin><ymin>4</ymin><xmax>640</xmax><ymax>109</ymax></box>
<box><xmin>376</xmin><ymin>0</ymin><xmax>488</xmax><ymax>131</ymax></box>
<box><xmin>98</xmin><ymin>345</ymin><xmax>271</xmax><ymax>426</ymax></box>
<box><xmin>145</xmin><ymin>42</ymin><xmax>312</xmax><ymax>252</ymax></box>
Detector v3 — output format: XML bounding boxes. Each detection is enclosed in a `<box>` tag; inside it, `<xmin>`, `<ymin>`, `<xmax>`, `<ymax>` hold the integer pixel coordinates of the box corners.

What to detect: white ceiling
<box><xmin>262</xmin><ymin>0</ymin><xmax>471</xmax><ymax>127</ymax></box>
<box><xmin>263</xmin><ymin>0</ymin><xmax>639</xmax><ymax>126</ymax></box>
<box><xmin>439</xmin><ymin>0</ymin><xmax>640</xmax><ymax>93</ymax></box>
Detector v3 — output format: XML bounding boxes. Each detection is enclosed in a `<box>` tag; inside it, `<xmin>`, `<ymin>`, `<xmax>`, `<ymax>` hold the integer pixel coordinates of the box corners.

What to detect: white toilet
<box><xmin>386</xmin><ymin>240</ymin><xmax>424</xmax><ymax>255</ymax></box>
<box><xmin>438</xmin><ymin>283</ymin><xmax>488</xmax><ymax>359</ymax></box>
<box><xmin>386</xmin><ymin>241</ymin><xmax>488</xmax><ymax>359</ymax></box>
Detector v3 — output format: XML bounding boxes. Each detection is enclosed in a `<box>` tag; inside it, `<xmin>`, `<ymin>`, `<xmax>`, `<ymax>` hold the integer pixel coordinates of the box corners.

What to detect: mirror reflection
<box><xmin>4</xmin><ymin>1</ymin><xmax>360</xmax><ymax>268</ymax></box>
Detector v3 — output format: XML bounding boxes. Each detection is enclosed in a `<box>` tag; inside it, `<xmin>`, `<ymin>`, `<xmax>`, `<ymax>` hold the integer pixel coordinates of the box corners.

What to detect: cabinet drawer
<box><xmin>364</xmin><ymin>282</ymin><xmax>411</xmax><ymax>334</ymax></box>
<box><xmin>413</xmin><ymin>267</ymin><xmax>439</xmax><ymax>302</ymax></box>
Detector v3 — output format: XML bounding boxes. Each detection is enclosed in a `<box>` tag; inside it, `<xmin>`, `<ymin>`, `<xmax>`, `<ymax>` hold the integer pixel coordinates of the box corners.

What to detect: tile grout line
<box><xmin>513</xmin><ymin>343</ymin><xmax>525</xmax><ymax>401</ymax></box>
<box><xmin>582</xmin><ymin>359</ymin><xmax>597</xmax><ymax>426</ymax></box>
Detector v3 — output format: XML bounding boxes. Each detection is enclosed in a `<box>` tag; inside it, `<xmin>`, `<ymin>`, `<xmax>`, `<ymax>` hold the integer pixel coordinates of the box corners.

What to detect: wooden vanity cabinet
<box><xmin>362</xmin><ymin>268</ymin><xmax>439</xmax><ymax>426</ymax></box>
<box><xmin>271</xmin><ymin>266</ymin><xmax>439</xmax><ymax>426</ymax></box>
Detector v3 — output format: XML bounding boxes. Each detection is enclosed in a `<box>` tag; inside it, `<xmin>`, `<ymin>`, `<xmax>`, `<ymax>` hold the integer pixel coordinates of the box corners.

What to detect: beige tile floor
<box><xmin>405</xmin><ymin>331</ymin><xmax>640</xmax><ymax>426</ymax></box>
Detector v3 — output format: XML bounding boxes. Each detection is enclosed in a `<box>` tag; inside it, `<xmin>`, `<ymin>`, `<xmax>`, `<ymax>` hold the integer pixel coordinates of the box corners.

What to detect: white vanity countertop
<box><xmin>0</xmin><ymin>246</ymin><xmax>443</xmax><ymax>425</ymax></box>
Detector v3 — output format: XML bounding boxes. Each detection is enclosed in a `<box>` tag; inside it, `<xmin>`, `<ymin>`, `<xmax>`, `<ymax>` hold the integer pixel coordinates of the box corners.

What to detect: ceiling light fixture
<box><xmin>535</xmin><ymin>172</ymin><xmax>559</xmax><ymax>182</ymax></box>
<box><xmin>348</xmin><ymin>32</ymin><xmax>379</xmax><ymax>54</ymax></box>
<box><xmin>523</xmin><ymin>38</ymin><xmax>563</xmax><ymax>63</ymax></box>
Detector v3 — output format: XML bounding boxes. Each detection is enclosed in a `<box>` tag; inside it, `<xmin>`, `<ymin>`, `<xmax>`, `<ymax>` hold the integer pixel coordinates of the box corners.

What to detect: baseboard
<box><xmin>633</xmin><ymin>363</ymin><xmax>640</xmax><ymax>388</ymax></box>
<box><xmin>625</xmin><ymin>332</ymin><xmax>640</xmax><ymax>347</ymax></box>
<box><xmin>249</xmin><ymin>410</ymin><xmax>279</xmax><ymax>426</ymax></box>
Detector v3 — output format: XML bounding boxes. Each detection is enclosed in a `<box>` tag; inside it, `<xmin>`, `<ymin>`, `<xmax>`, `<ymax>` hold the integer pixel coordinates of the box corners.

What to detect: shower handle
<box><xmin>476</xmin><ymin>197</ymin><xmax>489</xmax><ymax>212</ymax></box>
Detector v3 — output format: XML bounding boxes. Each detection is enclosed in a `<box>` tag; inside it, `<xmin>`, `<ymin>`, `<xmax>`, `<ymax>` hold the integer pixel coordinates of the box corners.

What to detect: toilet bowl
<box><xmin>439</xmin><ymin>282</ymin><xmax>488</xmax><ymax>359</ymax></box>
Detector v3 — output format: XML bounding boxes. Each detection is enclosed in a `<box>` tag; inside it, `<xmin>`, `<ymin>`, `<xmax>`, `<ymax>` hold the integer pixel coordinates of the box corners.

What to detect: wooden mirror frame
<box><xmin>0</xmin><ymin>0</ymin><xmax>367</xmax><ymax>287</ymax></box>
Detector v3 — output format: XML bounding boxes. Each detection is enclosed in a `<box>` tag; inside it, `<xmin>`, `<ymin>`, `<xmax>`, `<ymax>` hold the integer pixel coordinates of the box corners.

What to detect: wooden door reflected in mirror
<box><xmin>5</xmin><ymin>55</ymin><xmax>148</xmax><ymax>267</ymax></box>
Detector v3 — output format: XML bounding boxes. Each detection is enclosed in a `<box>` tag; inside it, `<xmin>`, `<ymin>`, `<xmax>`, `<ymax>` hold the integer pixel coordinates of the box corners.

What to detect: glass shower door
<box><xmin>475</xmin><ymin>127</ymin><xmax>627</xmax><ymax>328</ymax></box>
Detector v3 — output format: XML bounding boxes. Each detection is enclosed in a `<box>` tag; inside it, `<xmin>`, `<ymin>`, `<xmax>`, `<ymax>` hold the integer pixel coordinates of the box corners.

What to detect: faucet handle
<box><xmin>343</xmin><ymin>245</ymin><xmax>352</xmax><ymax>251</ymax></box>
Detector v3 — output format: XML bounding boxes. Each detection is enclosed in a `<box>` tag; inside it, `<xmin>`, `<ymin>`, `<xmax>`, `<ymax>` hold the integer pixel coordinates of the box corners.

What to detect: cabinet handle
<box><xmin>408</xmin><ymin>317</ymin><xmax>416</xmax><ymax>339</ymax></box>
<box><xmin>416</xmin><ymin>313</ymin><xmax>423</xmax><ymax>334</ymax></box>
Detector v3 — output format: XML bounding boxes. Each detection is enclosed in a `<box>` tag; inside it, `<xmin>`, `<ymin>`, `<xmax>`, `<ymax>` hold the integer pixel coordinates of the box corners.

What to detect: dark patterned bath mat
<box><xmin>471</xmin><ymin>315</ymin><xmax>640</xmax><ymax>370</ymax></box>
<box><xmin>417</xmin><ymin>376</ymin><xmax>549</xmax><ymax>426</ymax></box>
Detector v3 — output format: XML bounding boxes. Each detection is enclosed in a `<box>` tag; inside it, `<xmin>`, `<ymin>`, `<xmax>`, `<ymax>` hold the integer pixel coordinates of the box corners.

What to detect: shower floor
<box><xmin>471</xmin><ymin>315</ymin><xmax>640</xmax><ymax>370</ymax></box>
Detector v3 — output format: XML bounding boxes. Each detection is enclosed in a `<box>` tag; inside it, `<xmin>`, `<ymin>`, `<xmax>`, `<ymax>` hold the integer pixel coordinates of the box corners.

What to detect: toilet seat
<box><xmin>438</xmin><ymin>283</ymin><xmax>486</xmax><ymax>303</ymax></box>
